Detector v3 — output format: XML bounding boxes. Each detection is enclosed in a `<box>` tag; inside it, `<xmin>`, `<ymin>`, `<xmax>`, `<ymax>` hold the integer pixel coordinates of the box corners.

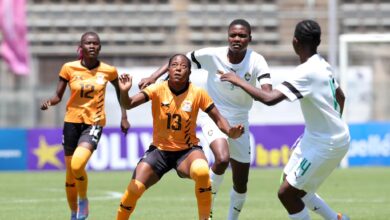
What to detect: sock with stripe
<box><xmin>116</xmin><ymin>179</ymin><xmax>146</xmax><ymax>220</ymax></box>
<box><xmin>228</xmin><ymin>189</ymin><xmax>246</xmax><ymax>220</ymax></box>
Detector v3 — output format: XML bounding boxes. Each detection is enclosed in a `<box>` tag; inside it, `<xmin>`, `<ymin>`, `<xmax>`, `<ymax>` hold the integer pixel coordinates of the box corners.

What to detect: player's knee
<box><xmin>213</xmin><ymin>153</ymin><xmax>229</xmax><ymax>170</ymax></box>
<box><xmin>190</xmin><ymin>159</ymin><xmax>209</xmax><ymax>182</ymax></box>
<box><xmin>70</xmin><ymin>160</ymin><xmax>84</xmax><ymax>176</ymax></box>
<box><xmin>127</xmin><ymin>179</ymin><xmax>146</xmax><ymax>199</ymax></box>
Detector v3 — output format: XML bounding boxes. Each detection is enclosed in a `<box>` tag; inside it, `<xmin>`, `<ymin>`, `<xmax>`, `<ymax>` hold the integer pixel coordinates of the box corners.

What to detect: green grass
<box><xmin>0</xmin><ymin>167</ymin><xmax>389</xmax><ymax>219</ymax></box>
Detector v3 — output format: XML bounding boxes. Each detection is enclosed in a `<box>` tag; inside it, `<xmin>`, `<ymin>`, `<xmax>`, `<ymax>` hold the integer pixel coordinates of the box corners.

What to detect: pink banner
<box><xmin>0</xmin><ymin>0</ymin><xmax>29</xmax><ymax>75</ymax></box>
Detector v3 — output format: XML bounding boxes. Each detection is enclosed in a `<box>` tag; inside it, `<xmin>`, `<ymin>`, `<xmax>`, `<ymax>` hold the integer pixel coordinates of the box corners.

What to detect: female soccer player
<box><xmin>138</xmin><ymin>19</ymin><xmax>272</xmax><ymax>220</ymax></box>
<box><xmin>220</xmin><ymin>20</ymin><xmax>350</xmax><ymax>220</ymax></box>
<box><xmin>116</xmin><ymin>54</ymin><xmax>244</xmax><ymax>220</ymax></box>
<box><xmin>40</xmin><ymin>32</ymin><xmax>130</xmax><ymax>220</ymax></box>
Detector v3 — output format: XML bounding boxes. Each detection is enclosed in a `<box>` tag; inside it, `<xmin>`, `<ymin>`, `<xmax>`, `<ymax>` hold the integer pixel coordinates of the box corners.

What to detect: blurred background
<box><xmin>0</xmin><ymin>0</ymin><xmax>389</xmax><ymax>171</ymax></box>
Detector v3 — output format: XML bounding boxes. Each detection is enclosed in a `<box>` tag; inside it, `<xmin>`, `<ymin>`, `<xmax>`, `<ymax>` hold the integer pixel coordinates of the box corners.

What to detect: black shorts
<box><xmin>140</xmin><ymin>145</ymin><xmax>204</xmax><ymax>179</ymax></box>
<box><xmin>62</xmin><ymin>122</ymin><xmax>103</xmax><ymax>156</ymax></box>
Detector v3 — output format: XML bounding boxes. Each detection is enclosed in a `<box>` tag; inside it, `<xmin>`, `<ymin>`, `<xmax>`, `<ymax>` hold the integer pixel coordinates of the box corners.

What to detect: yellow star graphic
<box><xmin>33</xmin><ymin>136</ymin><xmax>63</xmax><ymax>169</ymax></box>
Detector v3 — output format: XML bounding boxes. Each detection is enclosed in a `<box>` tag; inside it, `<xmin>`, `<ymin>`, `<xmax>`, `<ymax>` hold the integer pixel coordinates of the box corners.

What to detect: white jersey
<box><xmin>276</xmin><ymin>54</ymin><xmax>350</xmax><ymax>149</ymax></box>
<box><xmin>187</xmin><ymin>46</ymin><xmax>271</xmax><ymax>121</ymax></box>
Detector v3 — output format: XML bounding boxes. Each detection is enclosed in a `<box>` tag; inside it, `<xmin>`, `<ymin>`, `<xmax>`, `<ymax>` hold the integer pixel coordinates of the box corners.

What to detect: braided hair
<box><xmin>294</xmin><ymin>20</ymin><xmax>321</xmax><ymax>48</ymax></box>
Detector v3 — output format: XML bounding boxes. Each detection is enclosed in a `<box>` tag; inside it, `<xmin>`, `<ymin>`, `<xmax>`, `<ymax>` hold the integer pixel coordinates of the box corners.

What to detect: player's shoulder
<box><xmin>63</xmin><ymin>60</ymin><xmax>81</xmax><ymax>68</ymax></box>
<box><xmin>247</xmin><ymin>49</ymin><xmax>267</xmax><ymax>62</ymax></box>
<box><xmin>189</xmin><ymin>83</ymin><xmax>208</xmax><ymax>95</ymax></box>
<box><xmin>99</xmin><ymin>61</ymin><xmax>117</xmax><ymax>72</ymax></box>
<box><xmin>195</xmin><ymin>46</ymin><xmax>225</xmax><ymax>56</ymax></box>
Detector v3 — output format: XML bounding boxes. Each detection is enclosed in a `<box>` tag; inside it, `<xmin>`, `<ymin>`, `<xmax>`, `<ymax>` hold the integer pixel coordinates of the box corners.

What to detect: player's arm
<box><xmin>220</xmin><ymin>73</ymin><xmax>285</xmax><ymax>106</ymax></box>
<box><xmin>206</xmin><ymin>105</ymin><xmax>244</xmax><ymax>139</ymax></box>
<box><xmin>111</xmin><ymin>78</ymin><xmax>130</xmax><ymax>134</ymax></box>
<box><xmin>138</xmin><ymin>62</ymin><xmax>169</xmax><ymax>89</ymax></box>
<box><xmin>40</xmin><ymin>77</ymin><xmax>67</xmax><ymax>110</ymax></box>
<box><xmin>335</xmin><ymin>87</ymin><xmax>345</xmax><ymax>115</ymax></box>
<box><xmin>119</xmin><ymin>74</ymin><xmax>148</xmax><ymax>109</ymax></box>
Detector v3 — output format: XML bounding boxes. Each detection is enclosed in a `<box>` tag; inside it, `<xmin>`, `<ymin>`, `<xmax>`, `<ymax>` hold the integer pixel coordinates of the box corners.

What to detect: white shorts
<box><xmin>284</xmin><ymin>139</ymin><xmax>349</xmax><ymax>193</ymax></box>
<box><xmin>198</xmin><ymin>112</ymin><xmax>251</xmax><ymax>163</ymax></box>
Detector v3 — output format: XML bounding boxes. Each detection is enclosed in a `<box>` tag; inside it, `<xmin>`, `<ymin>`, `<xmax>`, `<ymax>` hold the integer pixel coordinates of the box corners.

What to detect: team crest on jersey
<box><xmin>181</xmin><ymin>100</ymin><xmax>192</xmax><ymax>112</ymax></box>
<box><xmin>96</xmin><ymin>74</ymin><xmax>105</xmax><ymax>85</ymax></box>
<box><xmin>244</xmin><ymin>72</ymin><xmax>251</xmax><ymax>81</ymax></box>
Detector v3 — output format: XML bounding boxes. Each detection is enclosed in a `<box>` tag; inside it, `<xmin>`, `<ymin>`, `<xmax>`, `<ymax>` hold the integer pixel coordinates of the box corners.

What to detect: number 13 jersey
<box><xmin>143</xmin><ymin>81</ymin><xmax>215</xmax><ymax>151</ymax></box>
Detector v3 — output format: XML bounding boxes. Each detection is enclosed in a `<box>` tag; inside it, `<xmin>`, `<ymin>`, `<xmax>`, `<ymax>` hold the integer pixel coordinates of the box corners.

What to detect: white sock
<box><xmin>302</xmin><ymin>193</ymin><xmax>338</xmax><ymax>220</ymax></box>
<box><xmin>209</xmin><ymin>169</ymin><xmax>224</xmax><ymax>218</ymax></box>
<box><xmin>210</xmin><ymin>168</ymin><xmax>224</xmax><ymax>194</ymax></box>
<box><xmin>288</xmin><ymin>207</ymin><xmax>311</xmax><ymax>220</ymax></box>
<box><xmin>227</xmin><ymin>189</ymin><xmax>246</xmax><ymax>220</ymax></box>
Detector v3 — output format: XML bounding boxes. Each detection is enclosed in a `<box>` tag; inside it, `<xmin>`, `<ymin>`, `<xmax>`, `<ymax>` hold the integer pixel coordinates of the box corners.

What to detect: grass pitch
<box><xmin>0</xmin><ymin>167</ymin><xmax>389</xmax><ymax>220</ymax></box>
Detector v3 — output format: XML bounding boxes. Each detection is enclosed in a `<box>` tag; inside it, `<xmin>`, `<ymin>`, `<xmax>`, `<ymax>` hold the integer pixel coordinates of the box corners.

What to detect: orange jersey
<box><xmin>59</xmin><ymin>60</ymin><xmax>118</xmax><ymax>126</ymax></box>
<box><xmin>143</xmin><ymin>81</ymin><xmax>214</xmax><ymax>151</ymax></box>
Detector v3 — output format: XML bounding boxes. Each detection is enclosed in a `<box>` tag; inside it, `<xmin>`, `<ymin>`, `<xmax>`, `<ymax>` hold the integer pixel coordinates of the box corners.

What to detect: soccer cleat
<box><xmin>77</xmin><ymin>198</ymin><xmax>89</xmax><ymax>220</ymax></box>
<box><xmin>70</xmin><ymin>211</ymin><xmax>77</xmax><ymax>220</ymax></box>
<box><xmin>337</xmin><ymin>213</ymin><xmax>350</xmax><ymax>220</ymax></box>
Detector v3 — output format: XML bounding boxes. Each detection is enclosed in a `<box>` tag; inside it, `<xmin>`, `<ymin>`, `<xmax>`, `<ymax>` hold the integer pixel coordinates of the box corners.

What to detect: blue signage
<box><xmin>0</xmin><ymin>129</ymin><xmax>27</xmax><ymax>170</ymax></box>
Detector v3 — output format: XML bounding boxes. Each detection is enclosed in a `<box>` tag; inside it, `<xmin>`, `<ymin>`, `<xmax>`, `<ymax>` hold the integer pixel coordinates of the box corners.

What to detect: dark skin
<box><xmin>40</xmin><ymin>33</ymin><xmax>130</xmax><ymax>142</ymax></box>
<box><xmin>118</xmin><ymin>55</ymin><xmax>244</xmax><ymax>188</ymax></box>
<box><xmin>221</xmin><ymin>36</ymin><xmax>346</xmax><ymax>214</ymax></box>
<box><xmin>137</xmin><ymin>24</ymin><xmax>271</xmax><ymax>194</ymax></box>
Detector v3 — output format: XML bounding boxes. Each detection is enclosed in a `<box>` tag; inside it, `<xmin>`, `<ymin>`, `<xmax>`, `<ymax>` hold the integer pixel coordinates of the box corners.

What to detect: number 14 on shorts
<box><xmin>294</xmin><ymin>158</ymin><xmax>311</xmax><ymax>179</ymax></box>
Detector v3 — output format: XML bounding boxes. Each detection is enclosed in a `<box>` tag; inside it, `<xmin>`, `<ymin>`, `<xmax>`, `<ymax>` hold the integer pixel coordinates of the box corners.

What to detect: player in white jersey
<box><xmin>220</xmin><ymin>20</ymin><xmax>350</xmax><ymax>220</ymax></box>
<box><xmin>139</xmin><ymin>19</ymin><xmax>272</xmax><ymax>220</ymax></box>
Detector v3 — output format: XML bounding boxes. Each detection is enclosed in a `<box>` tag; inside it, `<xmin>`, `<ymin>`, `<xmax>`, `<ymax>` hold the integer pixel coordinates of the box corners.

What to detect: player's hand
<box><xmin>228</xmin><ymin>124</ymin><xmax>244</xmax><ymax>139</ymax></box>
<box><xmin>138</xmin><ymin>77</ymin><xmax>155</xmax><ymax>90</ymax></box>
<box><xmin>40</xmin><ymin>100</ymin><xmax>51</xmax><ymax>110</ymax></box>
<box><xmin>120</xmin><ymin>118</ymin><xmax>130</xmax><ymax>135</ymax></box>
<box><xmin>119</xmin><ymin>74</ymin><xmax>133</xmax><ymax>92</ymax></box>
<box><xmin>220</xmin><ymin>73</ymin><xmax>240</xmax><ymax>85</ymax></box>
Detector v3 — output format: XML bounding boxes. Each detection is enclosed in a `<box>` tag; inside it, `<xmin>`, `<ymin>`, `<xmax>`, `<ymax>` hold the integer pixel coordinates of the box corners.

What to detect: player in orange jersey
<box><xmin>40</xmin><ymin>31</ymin><xmax>130</xmax><ymax>220</ymax></box>
<box><xmin>116</xmin><ymin>54</ymin><xmax>244</xmax><ymax>220</ymax></box>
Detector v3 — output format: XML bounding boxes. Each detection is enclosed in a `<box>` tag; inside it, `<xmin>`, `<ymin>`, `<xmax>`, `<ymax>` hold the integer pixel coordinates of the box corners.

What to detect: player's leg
<box><xmin>209</xmin><ymin>138</ymin><xmax>229</xmax><ymax>218</ymax></box>
<box><xmin>199</xmin><ymin>114</ymin><xmax>229</xmax><ymax>218</ymax></box>
<box><xmin>116</xmin><ymin>162</ymin><xmax>159</xmax><ymax>220</ymax></box>
<box><xmin>177</xmin><ymin>147</ymin><xmax>211</xmax><ymax>220</ymax></box>
<box><xmin>72</xmin><ymin>124</ymin><xmax>103</xmax><ymax>220</ymax></box>
<box><xmin>226</xmin><ymin>121</ymin><xmax>250</xmax><ymax>220</ymax></box>
<box><xmin>117</xmin><ymin>145</ymin><xmax>165</xmax><ymax>220</ymax></box>
<box><xmin>279</xmin><ymin>141</ymin><xmax>349</xmax><ymax>220</ymax></box>
<box><xmin>71</xmin><ymin>144</ymin><xmax>93</xmax><ymax>220</ymax></box>
<box><xmin>65</xmin><ymin>156</ymin><xmax>77</xmax><ymax>220</ymax></box>
<box><xmin>62</xmin><ymin>122</ymin><xmax>81</xmax><ymax>220</ymax></box>
<box><xmin>228</xmin><ymin>159</ymin><xmax>250</xmax><ymax>220</ymax></box>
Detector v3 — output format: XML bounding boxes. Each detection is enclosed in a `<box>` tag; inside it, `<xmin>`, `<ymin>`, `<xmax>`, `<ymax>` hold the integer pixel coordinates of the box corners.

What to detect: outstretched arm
<box><xmin>138</xmin><ymin>62</ymin><xmax>169</xmax><ymax>89</ymax></box>
<box><xmin>220</xmin><ymin>72</ymin><xmax>286</xmax><ymax>106</ymax></box>
<box><xmin>40</xmin><ymin>77</ymin><xmax>67</xmax><ymax>110</ymax></box>
<box><xmin>119</xmin><ymin>74</ymin><xmax>148</xmax><ymax>109</ymax></box>
<box><xmin>207</xmin><ymin>106</ymin><xmax>244</xmax><ymax>139</ymax></box>
<box><xmin>111</xmin><ymin>78</ymin><xmax>130</xmax><ymax>134</ymax></box>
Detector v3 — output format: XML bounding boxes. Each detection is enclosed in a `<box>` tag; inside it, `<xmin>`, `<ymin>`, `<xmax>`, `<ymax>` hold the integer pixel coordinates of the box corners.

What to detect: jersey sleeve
<box><xmin>142</xmin><ymin>83</ymin><xmax>159</xmax><ymax>100</ymax></box>
<box><xmin>254</xmin><ymin>54</ymin><xmax>272</xmax><ymax>85</ymax></box>
<box><xmin>186</xmin><ymin>47</ymin><xmax>213</xmax><ymax>69</ymax></box>
<box><xmin>108</xmin><ymin>66</ymin><xmax>119</xmax><ymax>82</ymax></box>
<box><xmin>198</xmin><ymin>88</ymin><xmax>214</xmax><ymax>112</ymax></box>
<box><xmin>275</xmin><ymin>68</ymin><xmax>312</xmax><ymax>102</ymax></box>
<box><xmin>58</xmin><ymin>63</ymin><xmax>70</xmax><ymax>81</ymax></box>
